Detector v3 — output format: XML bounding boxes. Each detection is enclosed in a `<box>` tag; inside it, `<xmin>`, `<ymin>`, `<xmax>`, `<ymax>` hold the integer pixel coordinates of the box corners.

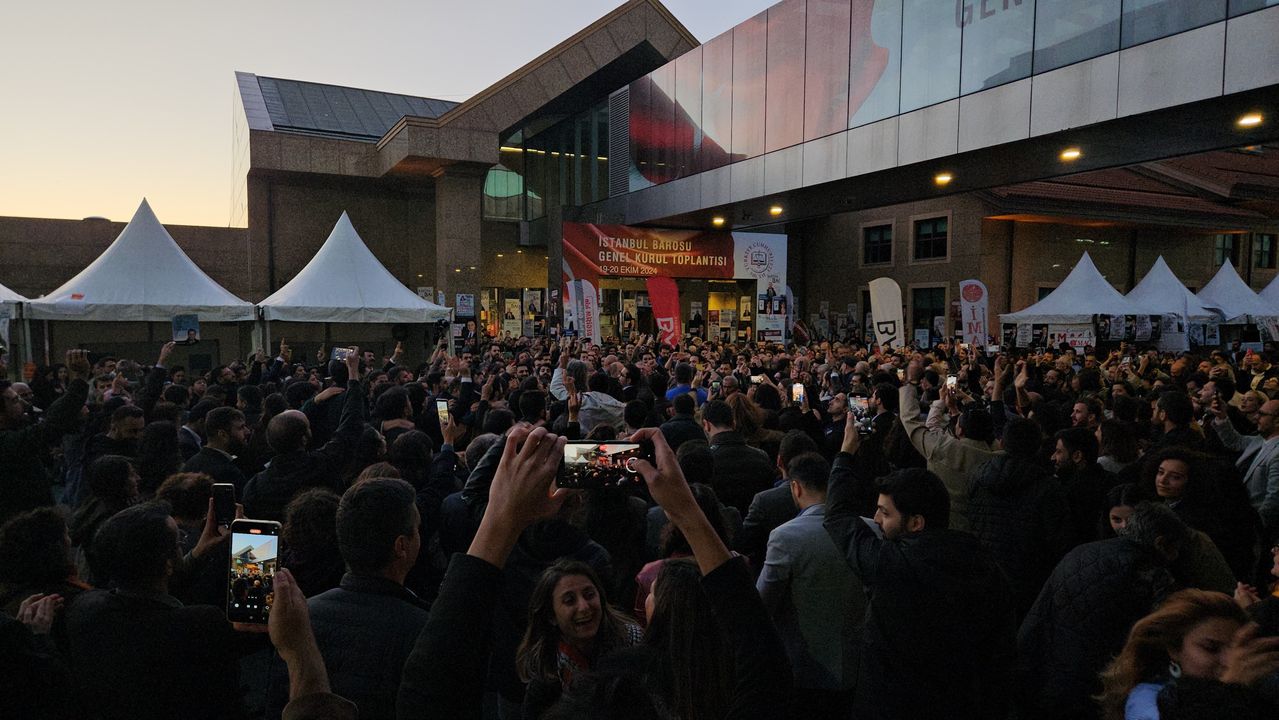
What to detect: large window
<box><xmin>1033</xmin><ymin>0</ymin><xmax>1122</xmax><ymax>74</ymax></box>
<box><xmin>912</xmin><ymin>287</ymin><xmax>946</xmax><ymax>338</ymax></box>
<box><xmin>1214</xmin><ymin>233</ymin><xmax>1240</xmax><ymax>267</ymax></box>
<box><xmin>900</xmin><ymin>0</ymin><xmax>961</xmax><ymax>112</ymax></box>
<box><xmin>960</xmin><ymin>0</ymin><xmax>1036</xmax><ymax>95</ymax></box>
<box><xmin>914</xmin><ymin>217</ymin><xmax>949</xmax><ymax>261</ymax></box>
<box><xmin>1121</xmin><ymin>0</ymin><xmax>1226</xmax><ymax>48</ymax></box>
<box><xmin>863</xmin><ymin>224</ymin><xmax>893</xmax><ymax>265</ymax></box>
<box><xmin>1255</xmin><ymin>233</ymin><xmax>1276</xmax><ymax>270</ymax></box>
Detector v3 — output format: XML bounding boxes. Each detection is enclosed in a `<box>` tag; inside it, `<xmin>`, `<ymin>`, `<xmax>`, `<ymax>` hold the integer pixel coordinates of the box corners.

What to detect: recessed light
<box><xmin>1060</xmin><ymin>148</ymin><xmax>1082</xmax><ymax>161</ymax></box>
<box><xmin>416</xmin><ymin>273</ymin><xmax>423</xmax><ymax>278</ymax></box>
<box><xmin>769</xmin><ymin>205</ymin><xmax>783</xmax><ymax>216</ymax></box>
<box><xmin>469</xmin><ymin>266</ymin><xmax>476</xmax><ymax>270</ymax></box>
<box><xmin>934</xmin><ymin>172</ymin><xmax>953</xmax><ymax>186</ymax></box>
<box><xmin>1237</xmin><ymin>113</ymin><xmax>1264</xmax><ymax>128</ymax></box>
<box><xmin>517</xmin><ymin>250</ymin><xmax>523</xmax><ymax>254</ymax></box>
<box><xmin>712</xmin><ymin>216</ymin><xmax>725</xmax><ymax>227</ymax></box>
<box><xmin>496</xmin><ymin>253</ymin><xmax>504</xmax><ymax>258</ymax></box>
<box><xmin>454</xmin><ymin>268</ymin><xmax>461</xmax><ymax>273</ymax></box>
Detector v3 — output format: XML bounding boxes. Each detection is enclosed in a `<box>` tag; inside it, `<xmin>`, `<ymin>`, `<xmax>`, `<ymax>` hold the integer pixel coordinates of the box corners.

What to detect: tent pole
<box><xmin>43</xmin><ymin>320</ymin><xmax>50</xmax><ymax>366</ymax></box>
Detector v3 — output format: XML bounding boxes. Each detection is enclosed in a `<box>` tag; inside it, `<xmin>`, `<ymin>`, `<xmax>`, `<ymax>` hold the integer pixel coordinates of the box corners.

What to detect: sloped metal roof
<box><xmin>247</xmin><ymin>74</ymin><xmax>459</xmax><ymax>141</ymax></box>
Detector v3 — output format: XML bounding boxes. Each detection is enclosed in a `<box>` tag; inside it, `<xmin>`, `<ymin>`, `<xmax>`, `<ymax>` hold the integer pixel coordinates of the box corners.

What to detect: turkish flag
<box><xmin>646</xmin><ymin>276</ymin><xmax>681</xmax><ymax>347</ymax></box>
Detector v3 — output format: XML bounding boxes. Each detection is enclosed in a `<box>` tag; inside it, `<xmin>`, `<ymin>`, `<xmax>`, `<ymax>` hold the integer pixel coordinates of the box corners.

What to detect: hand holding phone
<box><xmin>435</xmin><ymin>399</ymin><xmax>450</xmax><ymax>426</ymax></box>
<box><xmin>227</xmin><ymin>519</ymin><xmax>281</xmax><ymax>625</ymax></box>
<box><xmin>213</xmin><ymin>484</ymin><xmax>236</xmax><ymax>527</ymax></box>
<box><xmin>558</xmin><ymin>440</ymin><xmax>655</xmax><ymax>489</ymax></box>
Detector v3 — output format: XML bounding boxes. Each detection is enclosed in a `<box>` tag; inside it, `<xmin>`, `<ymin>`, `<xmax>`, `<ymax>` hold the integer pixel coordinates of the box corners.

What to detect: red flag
<box><xmin>646</xmin><ymin>276</ymin><xmax>681</xmax><ymax>347</ymax></box>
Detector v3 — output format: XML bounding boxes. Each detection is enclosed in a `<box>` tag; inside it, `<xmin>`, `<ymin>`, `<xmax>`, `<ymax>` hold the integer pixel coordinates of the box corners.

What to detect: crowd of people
<box><xmin>3</xmin><ymin>331</ymin><xmax>1279</xmax><ymax>719</ymax></box>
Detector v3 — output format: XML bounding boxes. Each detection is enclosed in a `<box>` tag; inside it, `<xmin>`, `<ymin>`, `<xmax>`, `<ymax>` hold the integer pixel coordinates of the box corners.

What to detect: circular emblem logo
<box><xmin>742</xmin><ymin>243</ymin><xmax>774</xmax><ymax>278</ymax></box>
<box><xmin>962</xmin><ymin>283</ymin><xmax>984</xmax><ymax>303</ymax></box>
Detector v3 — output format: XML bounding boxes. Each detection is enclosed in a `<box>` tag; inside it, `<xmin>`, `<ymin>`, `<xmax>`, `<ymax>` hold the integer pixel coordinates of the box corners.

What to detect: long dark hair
<box><xmin>517</xmin><ymin>559</ymin><xmax>634</xmax><ymax>686</ymax></box>
<box><xmin>643</xmin><ymin>558</ymin><xmax>732</xmax><ymax>720</ymax></box>
<box><xmin>136</xmin><ymin>421</ymin><xmax>183</xmax><ymax>497</ymax></box>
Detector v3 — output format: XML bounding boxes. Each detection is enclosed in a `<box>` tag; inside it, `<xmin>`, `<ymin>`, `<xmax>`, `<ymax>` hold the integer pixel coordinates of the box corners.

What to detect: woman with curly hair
<box><xmin>517</xmin><ymin>559</ymin><xmax>641</xmax><ymax>720</ymax></box>
<box><xmin>1097</xmin><ymin>589</ymin><xmax>1246</xmax><ymax>719</ymax></box>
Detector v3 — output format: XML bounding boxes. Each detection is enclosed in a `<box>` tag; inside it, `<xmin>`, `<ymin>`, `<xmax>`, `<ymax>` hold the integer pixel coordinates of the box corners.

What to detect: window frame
<box><xmin>910</xmin><ymin>211</ymin><xmax>952</xmax><ymax>264</ymax></box>
<box><xmin>1253</xmin><ymin>232</ymin><xmax>1276</xmax><ymax>270</ymax></box>
<box><xmin>859</xmin><ymin>220</ymin><xmax>896</xmax><ymax>268</ymax></box>
<box><xmin>907</xmin><ymin>282</ymin><xmax>950</xmax><ymax>341</ymax></box>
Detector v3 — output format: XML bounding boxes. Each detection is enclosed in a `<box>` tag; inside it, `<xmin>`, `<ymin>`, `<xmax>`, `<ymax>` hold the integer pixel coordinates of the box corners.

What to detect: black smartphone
<box><xmin>212</xmin><ymin>483</ymin><xmax>236</xmax><ymax>527</ymax></box>
<box><xmin>330</xmin><ymin>346</ymin><xmax>356</xmax><ymax>362</ymax></box>
<box><xmin>558</xmin><ymin>440</ymin><xmax>654</xmax><ymax>490</ymax></box>
<box><xmin>227</xmin><ymin>519</ymin><xmax>281</xmax><ymax>625</ymax></box>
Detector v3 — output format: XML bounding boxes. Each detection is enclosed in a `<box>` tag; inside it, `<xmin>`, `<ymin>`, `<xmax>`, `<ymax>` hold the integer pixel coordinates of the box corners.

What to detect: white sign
<box><xmin>1015</xmin><ymin>323</ymin><xmax>1033</xmax><ymax>348</ymax></box>
<box><xmin>1134</xmin><ymin>315</ymin><xmax>1152</xmax><ymax>342</ymax></box>
<box><xmin>456</xmin><ymin>294</ymin><xmax>475</xmax><ymax>317</ymax></box>
<box><xmin>1046</xmin><ymin>324</ymin><xmax>1096</xmax><ymax>350</ymax></box>
<box><xmin>958</xmin><ymin>279</ymin><xmax>989</xmax><ymax>347</ymax></box>
<box><xmin>868</xmin><ymin>278</ymin><xmax>905</xmax><ymax>349</ymax></box>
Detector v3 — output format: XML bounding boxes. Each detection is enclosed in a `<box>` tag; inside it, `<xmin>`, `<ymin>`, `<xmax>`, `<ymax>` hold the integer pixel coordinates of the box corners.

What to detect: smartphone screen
<box><xmin>751</xmin><ymin>374</ymin><xmax>765</xmax><ymax>384</ymax></box>
<box><xmin>791</xmin><ymin>384</ymin><xmax>806</xmax><ymax>404</ymax></box>
<box><xmin>435</xmin><ymin>399</ymin><xmax>449</xmax><ymax>426</ymax></box>
<box><xmin>711</xmin><ymin>380</ymin><xmax>721</xmax><ymax>393</ymax></box>
<box><xmin>946</xmin><ymin>375</ymin><xmax>958</xmax><ymax>389</ymax></box>
<box><xmin>212</xmin><ymin>483</ymin><xmax>236</xmax><ymax>527</ymax></box>
<box><xmin>227</xmin><ymin>520</ymin><xmax>280</xmax><ymax>625</ymax></box>
<box><xmin>558</xmin><ymin>441</ymin><xmax>653</xmax><ymax>489</ymax></box>
<box><xmin>850</xmin><ymin>396</ymin><xmax>869</xmax><ymax>416</ymax></box>
<box><xmin>330</xmin><ymin>346</ymin><xmax>353</xmax><ymax>362</ymax></box>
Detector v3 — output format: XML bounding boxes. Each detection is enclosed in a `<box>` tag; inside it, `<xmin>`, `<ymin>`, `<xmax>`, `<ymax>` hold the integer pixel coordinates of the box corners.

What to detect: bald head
<box><xmin>267</xmin><ymin>409</ymin><xmax>311</xmax><ymax>453</ymax></box>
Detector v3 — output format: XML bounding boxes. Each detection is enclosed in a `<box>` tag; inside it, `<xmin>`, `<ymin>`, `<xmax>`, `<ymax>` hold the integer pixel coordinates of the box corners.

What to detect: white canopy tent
<box><xmin>0</xmin><ymin>282</ymin><xmax>25</xmax><ymax>307</ymax></box>
<box><xmin>1196</xmin><ymin>262</ymin><xmax>1271</xmax><ymax>323</ymax></box>
<box><xmin>1125</xmin><ymin>256</ymin><xmax>1219</xmax><ymax>322</ymax></box>
<box><xmin>24</xmin><ymin>199</ymin><xmax>254</xmax><ymax>321</ymax></box>
<box><xmin>1001</xmin><ymin>252</ymin><xmax>1146</xmax><ymax>324</ymax></box>
<box><xmin>257</xmin><ymin>212</ymin><xmax>451</xmax><ymax>323</ymax></box>
<box><xmin>1258</xmin><ymin>273</ymin><xmax>1279</xmax><ymax>312</ymax></box>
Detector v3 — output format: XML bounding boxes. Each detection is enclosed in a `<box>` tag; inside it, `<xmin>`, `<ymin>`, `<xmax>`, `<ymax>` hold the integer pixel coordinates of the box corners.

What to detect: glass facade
<box><xmin>625</xmin><ymin>0</ymin><xmax>1240</xmax><ymax>193</ymax></box>
<box><xmin>487</xmin><ymin>99</ymin><xmax>610</xmax><ymax>222</ymax></box>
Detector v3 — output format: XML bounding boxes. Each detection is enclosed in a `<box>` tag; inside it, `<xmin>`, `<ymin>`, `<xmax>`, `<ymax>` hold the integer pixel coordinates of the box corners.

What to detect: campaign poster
<box><xmin>503</xmin><ymin>298</ymin><xmax>522</xmax><ymax>338</ymax></box>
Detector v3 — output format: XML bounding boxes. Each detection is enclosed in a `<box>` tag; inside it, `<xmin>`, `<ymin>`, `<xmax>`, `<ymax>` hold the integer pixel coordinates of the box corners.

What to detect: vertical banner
<box><xmin>868</xmin><ymin>277</ymin><xmax>905</xmax><ymax>349</ymax></box>
<box><xmin>958</xmin><ymin>279</ymin><xmax>989</xmax><ymax>347</ymax></box>
<box><xmin>646</xmin><ymin>276</ymin><xmax>682</xmax><ymax>347</ymax></box>
<box><xmin>502</xmin><ymin>298</ymin><xmax>522</xmax><ymax>338</ymax></box>
<box><xmin>577</xmin><ymin>279</ymin><xmax>601</xmax><ymax>345</ymax></box>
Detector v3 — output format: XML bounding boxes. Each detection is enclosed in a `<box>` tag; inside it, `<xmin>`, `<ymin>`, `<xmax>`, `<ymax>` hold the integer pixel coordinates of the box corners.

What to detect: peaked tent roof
<box><xmin>1196</xmin><ymin>262</ymin><xmax>1271</xmax><ymax>322</ymax></box>
<box><xmin>1258</xmin><ymin>273</ymin><xmax>1279</xmax><ymax>312</ymax></box>
<box><xmin>0</xmin><ymin>281</ymin><xmax>27</xmax><ymax>307</ymax></box>
<box><xmin>1001</xmin><ymin>252</ymin><xmax>1146</xmax><ymax>324</ymax></box>
<box><xmin>258</xmin><ymin>212</ymin><xmax>451</xmax><ymax>323</ymax></box>
<box><xmin>1125</xmin><ymin>256</ymin><xmax>1219</xmax><ymax>322</ymax></box>
<box><xmin>24</xmin><ymin>200</ymin><xmax>254</xmax><ymax>322</ymax></box>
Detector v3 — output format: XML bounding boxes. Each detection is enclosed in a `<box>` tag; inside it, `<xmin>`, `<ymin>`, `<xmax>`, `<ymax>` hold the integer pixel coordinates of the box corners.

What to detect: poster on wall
<box><xmin>622</xmin><ymin>298</ymin><xmax>638</xmax><ymax>335</ymax></box>
<box><xmin>1135</xmin><ymin>315</ymin><xmax>1152</xmax><ymax>342</ymax></box>
<box><xmin>522</xmin><ymin>289</ymin><xmax>543</xmax><ymax>337</ymax></box>
<box><xmin>503</xmin><ymin>298</ymin><xmax>522</xmax><ymax>338</ymax></box>
<box><xmin>932</xmin><ymin>317</ymin><xmax>945</xmax><ymax>343</ymax></box>
<box><xmin>456</xmin><ymin>294</ymin><xmax>475</xmax><ymax>318</ymax></box>
<box><xmin>1015</xmin><ymin>324</ymin><xmax>1033</xmax><ymax>348</ymax></box>
<box><xmin>1204</xmin><ymin>323</ymin><xmax>1221</xmax><ymax>347</ymax></box>
<box><xmin>1046</xmin><ymin>324</ymin><xmax>1096</xmax><ymax>349</ymax></box>
<box><xmin>417</xmin><ymin>287</ymin><xmax>434</xmax><ymax>301</ymax></box>
<box><xmin>547</xmin><ymin>289</ymin><xmax>561</xmax><ymax>335</ymax></box>
<box><xmin>739</xmin><ymin>296</ymin><xmax>752</xmax><ymax>322</ymax></box>
<box><xmin>709</xmin><ymin>310</ymin><xmax>720</xmax><ymax>326</ymax></box>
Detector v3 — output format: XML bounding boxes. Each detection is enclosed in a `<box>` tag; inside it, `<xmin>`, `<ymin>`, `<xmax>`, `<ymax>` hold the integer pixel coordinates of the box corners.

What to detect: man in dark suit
<box><xmin>183</xmin><ymin>407</ymin><xmax>251</xmax><ymax>493</ymax></box>
<box><xmin>658</xmin><ymin>392</ymin><xmax>707</xmax><ymax>452</ymax></box>
<box><xmin>736</xmin><ymin>430</ymin><xmax>821</xmax><ymax>564</ymax></box>
<box><xmin>703</xmin><ymin>400</ymin><xmax>777</xmax><ymax>513</ymax></box>
<box><xmin>179</xmin><ymin>400</ymin><xmax>219</xmax><ymax>461</ymax></box>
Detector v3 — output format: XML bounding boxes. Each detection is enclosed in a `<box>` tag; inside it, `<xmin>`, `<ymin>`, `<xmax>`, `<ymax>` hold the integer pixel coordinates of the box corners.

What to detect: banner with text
<box><xmin>868</xmin><ymin>278</ymin><xmax>905</xmax><ymax>349</ymax></box>
<box><xmin>646</xmin><ymin>276</ymin><xmax>682</xmax><ymax>347</ymax></box>
<box><xmin>958</xmin><ymin>279</ymin><xmax>989</xmax><ymax>347</ymax></box>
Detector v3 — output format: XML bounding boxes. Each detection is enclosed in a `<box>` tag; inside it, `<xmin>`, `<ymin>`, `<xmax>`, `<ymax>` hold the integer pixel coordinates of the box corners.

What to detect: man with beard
<box><xmin>1050</xmin><ymin>428</ymin><xmax>1111</xmax><ymax>545</ymax></box>
<box><xmin>183</xmin><ymin>407</ymin><xmax>251</xmax><ymax>493</ymax></box>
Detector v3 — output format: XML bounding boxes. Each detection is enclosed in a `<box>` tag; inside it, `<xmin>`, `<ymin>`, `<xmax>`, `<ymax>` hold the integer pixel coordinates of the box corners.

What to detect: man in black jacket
<box><xmin>183</xmin><ymin>406</ymin><xmax>250</xmax><ymax>492</ymax></box>
<box><xmin>268</xmin><ymin>478</ymin><xmax>428</xmax><ymax>719</ymax></box>
<box><xmin>658</xmin><ymin>392</ymin><xmax>706</xmax><ymax>452</ymax></box>
<box><xmin>703</xmin><ymin>399</ymin><xmax>776</xmax><ymax>512</ymax></box>
<box><xmin>243</xmin><ymin>350</ymin><xmax>365</xmax><ymax>522</ymax></box>
<box><xmin>736</xmin><ymin>430</ymin><xmax>820</xmax><ymax>564</ymax></box>
<box><xmin>824</xmin><ymin>415</ymin><xmax>1015</xmax><ymax>720</ymax></box>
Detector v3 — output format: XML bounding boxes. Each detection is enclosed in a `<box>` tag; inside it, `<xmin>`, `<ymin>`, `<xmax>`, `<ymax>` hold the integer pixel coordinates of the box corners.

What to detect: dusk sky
<box><xmin>0</xmin><ymin>0</ymin><xmax>774</xmax><ymax>227</ymax></box>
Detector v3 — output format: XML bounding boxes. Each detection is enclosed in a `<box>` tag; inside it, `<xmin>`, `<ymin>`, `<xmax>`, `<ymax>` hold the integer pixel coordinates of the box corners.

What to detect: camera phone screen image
<box><xmin>850</xmin><ymin>396</ymin><xmax>869</xmax><ymax>417</ymax></box>
<box><xmin>560</xmin><ymin>442</ymin><xmax>648</xmax><ymax>489</ymax></box>
<box><xmin>227</xmin><ymin>528</ymin><xmax>278</xmax><ymax>624</ymax></box>
<box><xmin>436</xmin><ymin>400</ymin><xmax>449</xmax><ymax>426</ymax></box>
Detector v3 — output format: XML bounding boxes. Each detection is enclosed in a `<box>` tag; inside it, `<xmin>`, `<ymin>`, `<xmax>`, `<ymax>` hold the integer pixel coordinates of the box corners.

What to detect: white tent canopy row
<box><xmin>1124</xmin><ymin>256</ymin><xmax>1219</xmax><ymax>322</ymax></box>
<box><xmin>14</xmin><ymin>201</ymin><xmax>451</xmax><ymax>323</ymax></box>
<box><xmin>1000</xmin><ymin>252</ymin><xmax>1147</xmax><ymax>324</ymax></box>
<box><xmin>1196</xmin><ymin>261</ymin><xmax>1274</xmax><ymax>323</ymax></box>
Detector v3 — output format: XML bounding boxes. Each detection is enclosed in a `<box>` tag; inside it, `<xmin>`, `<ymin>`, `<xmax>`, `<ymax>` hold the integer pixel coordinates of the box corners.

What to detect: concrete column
<box><xmin>434</xmin><ymin>167</ymin><xmax>487</xmax><ymax>318</ymax></box>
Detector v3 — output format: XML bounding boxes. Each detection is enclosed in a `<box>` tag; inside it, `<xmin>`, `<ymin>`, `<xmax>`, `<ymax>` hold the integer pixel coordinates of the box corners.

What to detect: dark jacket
<box><xmin>1016</xmin><ymin>537</ymin><xmax>1176</xmax><ymax>719</ymax></box>
<box><xmin>61</xmin><ymin>588</ymin><xmax>251</xmax><ymax>720</ymax></box>
<box><xmin>0</xmin><ymin>378</ymin><xmax>88</xmax><ymax>522</ymax></box>
<box><xmin>659</xmin><ymin>412</ymin><xmax>707</xmax><ymax>452</ymax></box>
<box><xmin>968</xmin><ymin>454</ymin><xmax>1075</xmax><ymax>616</ymax></box>
<box><xmin>1057</xmin><ymin>461</ymin><xmax>1113</xmax><ymax>545</ymax></box>
<box><xmin>242</xmin><ymin>380</ymin><xmax>366</xmax><ymax>522</ymax></box>
<box><xmin>824</xmin><ymin>453</ymin><xmax>1016</xmax><ymax>720</ymax></box>
<box><xmin>183</xmin><ymin>446</ymin><xmax>249</xmax><ymax>493</ymax></box>
<box><xmin>735</xmin><ymin>483</ymin><xmax>797</xmax><ymax>565</ymax></box>
<box><xmin>708</xmin><ymin>430</ymin><xmax>777</xmax><ymax>512</ymax></box>
<box><xmin>268</xmin><ymin>574</ymin><xmax>429</xmax><ymax>720</ymax></box>
<box><xmin>398</xmin><ymin>553</ymin><xmax>790</xmax><ymax>720</ymax></box>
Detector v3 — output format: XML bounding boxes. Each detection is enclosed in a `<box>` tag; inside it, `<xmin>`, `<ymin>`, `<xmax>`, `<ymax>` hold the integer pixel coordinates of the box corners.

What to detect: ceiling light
<box><xmin>416</xmin><ymin>273</ymin><xmax>423</xmax><ymax>278</ymax></box>
<box><xmin>934</xmin><ymin>172</ymin><xmax>953</xmax><ymax>186</ymax></box>
<box><xmin>1059</xmin><ymin>148</ymin><xmax>1082</xmax><ymax>161</ymax></box>
<box><xmin>1237</xmin><ymin>113</ymin><xmax>1264</xmax><ymax>128</ymax></box>
<box><xmin>517</xmin><ymin>250</ymin><xmax>523</xmax><ymax>254</ymax></box>
<box><xmin>769</xmin><ymin>205</ymin><xmax>783</xmax><ymax>216</ymax></box>
<box><xmin>469</xmin><ymin>266</ymin><xmax>476</xmax><ymax>270</ymax></box>
<box><xmin>454</xmin><ymin>268</ymin><xmax>461</xmax><ymax>273</ymax></box>
<box><xmin>496</xmin><ymin>253</ymin><xmax>504</xmax><ymax>258</ymax></box>
<box><xmin>712</xmin><ymin>216</ymin><xmax>725</xmax><ymax>227</ymax></box>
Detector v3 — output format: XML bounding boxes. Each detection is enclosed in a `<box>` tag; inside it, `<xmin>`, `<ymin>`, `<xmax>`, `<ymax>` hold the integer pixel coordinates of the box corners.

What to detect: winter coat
<box><xmin>708</xmin><ymin>430</ymin><xmax>777</xmax><ymax>512</ymax></box>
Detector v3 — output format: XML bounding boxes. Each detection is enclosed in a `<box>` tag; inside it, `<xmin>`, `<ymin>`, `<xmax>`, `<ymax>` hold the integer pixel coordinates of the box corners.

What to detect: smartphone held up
<box><xmin>558</xmin><ymin>440</ymin><xmax>654</xmax><ymax>490</ymax></box>
<box><xmin>227</xmin><ymin>519</ymin><xmax>280</xmax><ymax>625</ymax></box>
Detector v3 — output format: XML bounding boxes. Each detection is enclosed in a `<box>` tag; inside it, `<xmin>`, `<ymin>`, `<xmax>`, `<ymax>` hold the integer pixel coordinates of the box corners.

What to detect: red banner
<box><xmin>563</xmin><ymin>222</ymin><xmax>735</xmax><ymax>280</ymax></box>
<box><xmin>646</xmin><ymin>276</ymin><xmax>682</xmax><ymax>347</ymax></box>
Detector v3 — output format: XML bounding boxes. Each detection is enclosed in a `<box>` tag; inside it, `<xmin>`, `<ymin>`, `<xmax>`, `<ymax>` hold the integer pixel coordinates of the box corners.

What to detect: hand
<box><xmin>314</xmin><ymin>386</ymin><xmax>344</xmax><ymax>403</ymax></box>
<box><xmin>627</xmin><ymin>428</ymin><xmax>697</xmax><ymax>518</ymax></box>
<box><xmin>254</xmin><ymin>348</ymin><xmax>267</xmax><ymax>365</ymax></box>
<box><xmin>158</xmin><ymin>341</ymin><xmax>176</xmax><ymax>366</ymax></box>
<box><xmin>1207</xmin><ymin>396</ymin><xmax>1228</xmax><ymax>421</ymax></box>
<box><xmin>191</xmin><ymin>497</ymin><xmax>237</xmax><ymax>560</ymax></box>
<box><xmin>266</xmin><ymin>569</ymin><xmax>318</xmax><ymax>660</ymax></box>
<box><xmin>16</xmin><ymin>593</ymin><xmax>63</xmax><ymax>635</ymax></box>
<box><xmin>344</xmin><ymin>345</ymin><xmax>360</xmax><ymax>381</ymax></box>
<box><xmin>66</xmin><ymin>349</ymin><xmax>91</xmax><ymax>380</ymax></box>
<box><xmin>1235</xmin><ymin>581</ymin><xmax>1262</xmax><ymax>609</ymax></box>
<box><xmin>111</xmin><ymin>372</ymin><xmax>131</xmax><ymax>397</ymax></box>
<box><xmin>469</xmin><ymin>426</ymin><xmax>568</xmax><ymax>568</ymax></box>
<box><xmin>392</xmin><ymin>340</ymin><xmax>404</xmax><ymax>363</ymax></box>
<box><xmin>1220</xmin><ymin>623</ymin><xmax>1279</xmax><ymax>686</ymax></box>
<box><xmin>567</xmin><ymin>388</ymin><xmax>581</xmax><ymax>421</ymax></box>
<box><xmin>442</xmin><ymin>413</ymin><xmax>466</xmax><ymax>446</ymax></box>
<box><xmin>840</xmin><ymin>410</ymin><xmax>861</xmax><ymax>455</ymax></box>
